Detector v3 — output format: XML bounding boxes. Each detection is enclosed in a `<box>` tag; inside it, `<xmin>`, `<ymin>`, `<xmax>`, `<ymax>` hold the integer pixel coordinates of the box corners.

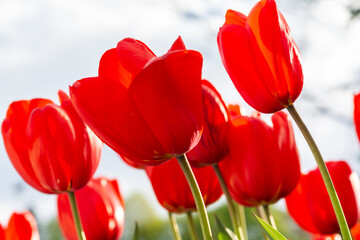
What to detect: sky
<box><xmin>0</xmin><ymin>0</ymin><xmax>360</xmax><ymax>226</ymax></box>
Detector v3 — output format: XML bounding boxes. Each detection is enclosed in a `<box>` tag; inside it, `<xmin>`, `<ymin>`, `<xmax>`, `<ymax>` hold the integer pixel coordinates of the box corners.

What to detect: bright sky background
<box><xmin>0</xmin><ymin>0</ymin><xmax>359</xmax><ymax>226</ymax></box>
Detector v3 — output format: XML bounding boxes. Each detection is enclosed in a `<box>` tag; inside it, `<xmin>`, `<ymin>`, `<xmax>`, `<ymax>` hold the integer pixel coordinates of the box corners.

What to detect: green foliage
<box><xmin>132</xmin><ymin>222</ymin><xmax>140</xmax><ymax>240</ymax></box>
<box><xmin>253</xmin><ymin>213</ymin><xmax>287</xmax><ymax>240</ymax></box>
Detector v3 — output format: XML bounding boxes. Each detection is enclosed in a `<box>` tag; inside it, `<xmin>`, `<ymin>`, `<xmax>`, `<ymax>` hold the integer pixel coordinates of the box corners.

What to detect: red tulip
<box><xmin>145</xmin><ymin>158</ymin><xmax>222</xmax><ymax>213</ymax></box>
<box><xmin>351</xmin><ymin>222</ymin><xmax>360</xmax><ymax>240</ymax></box>
<box><xmin>354</xmin><ymin>93</ymin><xmax>360</xmax><ymax>142</ymax></box>
<box><xmin>286</xmin><ymin>161</ymin><xmax>360</xmax><ymax>235</ymax></box>
<box><xmin>0</xmin><ymin>224</ymin><xmax>4</xmax><ymax>240</ymax></box>
<box><xmin>70</xmin><ymin>36</ymin><xmax>203</xmax><ymax>166</ymax></box>
<box><xmin>217</xmin><ymin>0</ymin><xmax>303</xmax><ymax>113</ymax></box>
<box><xmin>186</xmin><ymin>80</ymin><xmax>229</xmax><ymax>167</ymax></box>
<box><xmin>219</xmin><ymin>108</ymin><xmax>300</xmax><ymax>206</ymax></box>
<box><xmin>1</xmin><ymin>91</ymin><xmax>102</xmax><ymax>194</ymax></box>
<box><xmin>58</xmin><ymin>177</ymin><xmax>125</xmax><ymax>240</ymax></box>
<box><xmin>5</xmin><ymin>212</ymin><xmax>39</xmax><ymax>240</ymax></box>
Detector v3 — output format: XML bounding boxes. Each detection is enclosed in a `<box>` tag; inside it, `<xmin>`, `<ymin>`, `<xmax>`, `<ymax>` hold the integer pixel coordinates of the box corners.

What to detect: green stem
<box><xmin>287</xmin><ymin>104</ymin><xmax>352</xmax><ymax>240</ymax></box>
<box><xmin>212</xmin><ymin>164</ymin><xmax>244</xmax><ymax>240</ymax></box>
<box><xmin>186</xmin><ymin>212</ymin><xmax>200</xmax><ymax>240</ymax></box>
<box><xmin>176</xmin><ymin>154</ymin><xmax>213</xmax><ymax>240</ymax></box>
<box><xmin>235</xmin><ymin>202</ymin><xmax>248</xmax><ymax>240</ymax></box>
<box><xmin>68</xmin><ymin>191</ymin><xmax>86</xmax><ymax>240</ymax></box>
<box><xmin>256</xmin><ymin>207</ymin><xmax>270</xmax><ymax>240</ymax></box>
<box><xmin>168</xmin><ymin>212</ymin><xmax>182</xmax><ymax>240</ymax></box>
<box><xmin>263</xmin><ymin>205</ymin><xmax>277</xmax><ymax>230</ymax></box>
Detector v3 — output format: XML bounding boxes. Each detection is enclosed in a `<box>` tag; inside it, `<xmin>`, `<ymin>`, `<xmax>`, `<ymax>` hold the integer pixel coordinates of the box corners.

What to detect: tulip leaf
<box><xmin>132</xmin><ymin>221</ymin><xmax>140</xmax><ymax>240</ymax></box>
<box><xmin>215</xmin><ymin>215</ymin><xmax>239</xmax><ymax>240</ymax></box>
<box><xmin>253</xmin><ymin>213</ymin><xmax>288</xmax><ymax>240</ymax></box>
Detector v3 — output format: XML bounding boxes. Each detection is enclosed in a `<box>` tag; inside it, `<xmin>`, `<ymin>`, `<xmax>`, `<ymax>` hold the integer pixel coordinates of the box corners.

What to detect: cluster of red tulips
<box><xmin>1</xmin><ymin>0</ymin><xmax>360</xmax><ymax>239</ymax></box>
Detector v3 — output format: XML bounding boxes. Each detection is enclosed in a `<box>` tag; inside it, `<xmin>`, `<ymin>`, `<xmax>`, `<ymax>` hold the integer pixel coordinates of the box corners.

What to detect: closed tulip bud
<box><xmin>1</xmin><ymin>91</ymin><xmax>102</xmax><ymax>193</ymax></box>
<box><xmin>220</xmin><ymin>108</ymin><xmax>300</xmax><ymax>206</ymax></box>
<box><xmin>286</xmin><ymin>161</ymin><xmax>360</xmax><ymax>235</ymax></box>
<box><xmin>217</xmin><ymin>0</ymin><xmax>303</xmax><ymax>113</ymax></box>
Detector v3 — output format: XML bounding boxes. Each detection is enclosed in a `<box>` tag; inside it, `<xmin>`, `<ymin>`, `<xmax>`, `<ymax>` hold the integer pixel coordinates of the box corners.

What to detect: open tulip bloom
<box><xmin>70</xmin><ymin>36</ymin><xmax>217</xmax><ymax>239</ymax></box>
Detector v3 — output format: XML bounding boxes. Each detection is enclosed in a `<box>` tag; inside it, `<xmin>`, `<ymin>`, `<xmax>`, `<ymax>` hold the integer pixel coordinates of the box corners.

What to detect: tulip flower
<box><xmin>70</xmin><ymin>36</ymin><xmax>203</xmax><ymax>166</ymax></box>
<box><xmin>145</xmin><ymin>158</ymin><xmax>222</xmax><ymax>213</ymax></box>
<box><xmin>220</xmin><ymin>109</ymin><xmax>300</xmax><ymax>206</ymax></box>
<box><xmin>58</xmin><ymin>177</ymin><xmax>125</xmax><ymax>240</ymax></box>
<box><xmin>217</xmin><ymin>0</ymin><xmax>303</xmax><ymax>113</ymax></box>
<box><xmin>1</xmin><ymin>91</ymin><xmax>102</xmax><ymax>194</ymax></box>
<box><xmin>0</xmin><ymin>224</ymin><xmax>4</xmax><ymax>240</ymax></box>
<box><xmin>286</xmin><ymin>161</ymin><xmax>360</xmax><ymax>235</ymax></box>
<box><xmin>4</xmin><ymin>212</ymin><xmax>40</xmax><ymax>240</ymax></box>
<box><xmin>354</xmin><ymin>93</ymin><xmax>360</xmax><ymax>142</ymax></box>
<box><xmin>186</xmin><ymin>80</ymin><xmax>229</xmax><ymax>167</ymax></box>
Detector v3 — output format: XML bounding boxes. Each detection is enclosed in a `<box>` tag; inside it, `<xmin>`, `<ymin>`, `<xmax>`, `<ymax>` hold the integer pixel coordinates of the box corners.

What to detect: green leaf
<box><xmin>253</xmin><ymin>213</ymin><xmax>288</xmax><ymax>240</ymax></box>
<box><xmin>215</xmin><ymin>215</ymin><xmax>239</xmax><ymax>240</ymax></box>
<box><xmin>132</xmin><ymin>221</ymin><xmax>140</xmax><ymax>240</ymax></box>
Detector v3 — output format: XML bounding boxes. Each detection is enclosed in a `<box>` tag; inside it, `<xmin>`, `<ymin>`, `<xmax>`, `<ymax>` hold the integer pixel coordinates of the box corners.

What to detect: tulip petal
<box><xmin>272</xmin><ymin>111</ymin><xmax>300</xmax><ymax>198</ymax></box>
<box><xmin>5</xmin><ymin>212</ymin><xmax>39</xmax><ymax>240</ymax></box>
<box><xmin>354</xmin><ymin>93</ymin><xmax>360</xmax><ymax>142</ymax></box>
<box><xmin>27</xmin><ymin>104</ymin><xmax>76</xmax><ymax>192</ymax></box>
<box><xmin>247</xmin><ymin>0</ymin><xmax>303</xmax><ymax>105</ymax></box>
<box><xmin>70</xmin><ymin>77</ymin><xmax>165</xmax><ymax>162</ymax></box>
<box><xmin>167</xmin><ymin>36</ymin><xmax>186</xmax><ymax>52</ymax></box>
<box><xmin>1</xmin><ymin>99</ymin><xmax>53</xmax><ymax>193</ymax></box>
<box><xmin>218</xmin><ymin>23</ymin><xmax>284</xmax><ymax>113</ymax></box>
<box><xmin>129</xmin><ymin>50</ymin><xmax>204</xmax><ymax>156</ymax></box>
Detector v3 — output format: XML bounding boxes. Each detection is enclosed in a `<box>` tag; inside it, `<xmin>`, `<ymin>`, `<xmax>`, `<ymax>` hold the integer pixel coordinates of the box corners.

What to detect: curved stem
<box><xmin>212</xmin><ymin>164</ymin><xmax>244</xmax><ymax>240</ymax></box>
<box><xmin>186</xmin><ymin>212</ymin><xmax>200</xmax><ymax>240</ymax></box>
<box><xmin>68</xmin><ymin>191</ymin><xmax>86</xmax><ymax>240</ymax></box>
<box><xmin>287</xmin><ymin>104</ymin><xmax>352</xmax><ymax>240</ymax></box>
<box><xmin>176</xmin><ymin>154</ymin><xmax>213</xmax><ymax>240</ymax></box>
<box><xmin>263</xmin><ymin>205</ymin><xmax>277</xmax><ymax>230</ymax></box>
<box><xmin>168</xmin><ymin>212</ymin><xmax>182</xmax><ymax>240</ymax></box>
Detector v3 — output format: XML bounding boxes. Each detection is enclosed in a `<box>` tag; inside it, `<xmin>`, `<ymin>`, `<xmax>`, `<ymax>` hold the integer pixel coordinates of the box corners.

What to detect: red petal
<box><xmin>1</xmin><ymin>99</ymin><xmax>53</xmax><ymax>193</ymax></box>
<box><xmin>272</xmin><ymin>111</ymin><xmax>300</xmax><ymax>198</ymax></box>
<box><xmin>218</xmin><ymin>23</ymin><xmax>284</xmax><ymax>113</ymax></box>
<box><xmin>167</xmin><ymin>36</ymin><xmax>186</xmax><ymax>52</ymax></box>
<box><xmin>285</xmin><ymin>175</ymin><xmax>320</xmax><ymax>234</ymax></box>
<box><xmin>354</xmin><ymin>93</ymin><xmax>360</xmax><ymax>142</ymax></box>
<box><xmin>5</xmin><ymin>212</ymin><xmax>39</xmax><ymax>240</ymax></box>
<box><xmin>247</xmin><ymin>0</ymin><xmax>303</xmax><ymax>105</ymax></box>
<box><xmin>225</xmin><ymin>9</ymin><xmax>246</xmax><ymax>26</ymax></box>
<box><xmin>129</xmin><ymin>50</ymin><xmax>204</xmax><ymax>156</ymax></box>
<box><xmin>70</xmin><ymin>77</ymin><xmax>166</xmax><ymax>162</ymax></box>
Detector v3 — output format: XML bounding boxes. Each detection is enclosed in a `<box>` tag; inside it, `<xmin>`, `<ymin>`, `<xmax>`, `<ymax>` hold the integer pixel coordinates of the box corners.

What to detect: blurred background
<box><xmin>0</xmin><ymin>0</ymin><xmax>359</xmax><ymax>238</ymax></box>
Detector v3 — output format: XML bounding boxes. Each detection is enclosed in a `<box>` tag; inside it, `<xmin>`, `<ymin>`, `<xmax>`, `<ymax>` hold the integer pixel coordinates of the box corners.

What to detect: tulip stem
<box><xmin>168</xmin><ymin>212</ymin><xmax>182</xmax><ymax>240</ymax></box>
<box><xmin>186</xmin><ymin>212</ymin><xmax>200</xmax><ymax>240</ymax></box>
<box><xmin>263</xmin><ymin>205</ymin><xmax>277</xmax><ymax>230</ymax></box>
<box><xmin>176</xmin><ymin>154</ymin><xmax>213</xmax><ymax>240</ymax></box>
<box><xmin>68</xmin><ymin>191</ymin><xmax>86</xmax><ymax>240</ymax></box>
<box><xmin>287</xmin><ymin>104</ymin><xmax>352</xmax><ymax>240</ymax></box>
<box><xmin>213</xmin><ymin>164</ymin><xmax>245</xmax><ymax>240</ymax></box>
<box><xmin>256</xmin><ymin>207</ymin><xmax>270</xmax><ymax>240</ymax></box>
<box><xmin>234</xmin><ymin>201</ymin><xmax>248</xmax><ymax>240</ymax></box>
